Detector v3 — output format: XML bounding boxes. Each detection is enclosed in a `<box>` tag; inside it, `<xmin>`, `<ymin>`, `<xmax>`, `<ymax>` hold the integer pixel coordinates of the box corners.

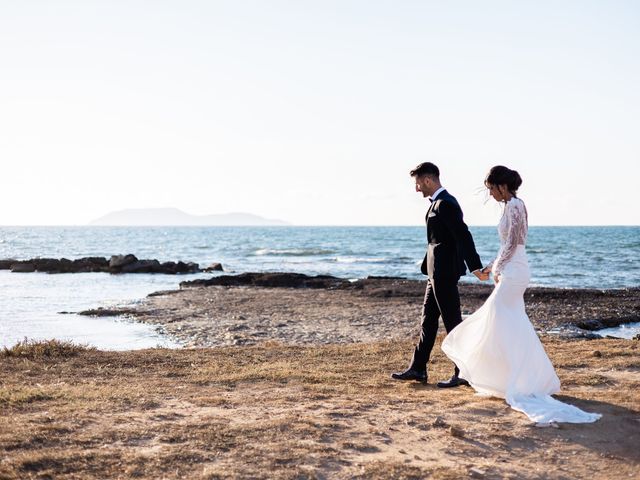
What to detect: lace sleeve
<box><xmin>493</xmin><ymin>199</ymin><xmax>527</xmax><ymax>276</ymax></box>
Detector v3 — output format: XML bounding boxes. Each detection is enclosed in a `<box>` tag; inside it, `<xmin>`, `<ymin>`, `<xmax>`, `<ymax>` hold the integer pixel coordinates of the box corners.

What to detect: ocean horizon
<box><xmin>1</xmin><ymin>225</ymin><xmax>638</xmax><ymax>350</ymax></box>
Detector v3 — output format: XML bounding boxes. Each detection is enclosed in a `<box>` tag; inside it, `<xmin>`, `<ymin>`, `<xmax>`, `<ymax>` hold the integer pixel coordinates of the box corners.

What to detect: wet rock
<box><xmin>148</xmin><ymin>289</ymin><xmax>181</xmax><ymax>297</ymax></box>
<box><xmin>109</xmin><ymin>254</ymin><xmax>138</xmax><ymax>269</ymax></box>
<box><xmin>120</xmin><ymin>259</ymin><xmax>162</xmax><ymax>273</ymax></box>
<box><xmin>72</xmin><ymin>257</ymin><xmax>109</xmax><ymax>272</ymax></box>
<box><xmin>4</xmin><ymin>257</ymin><xmax>108</xmax><ymax>273</ymax></box>
<box><xmin>1</xmin><ymin>255</ymin><xmax>200</xmax><ymax>274</ymax></box>
<box><xmin>32</xmin><ymin>257</ymin><xmax>78</xmax><ymax>273</ymax></box>
<box><xmin>78</xmin><ymin>307</ymin><xmax>139</xmax><ymax>317</ymax></box>
<box><xmin>181</xmin><ymin>272</ymin><xmax>348</xmax><ymax>289</ymax></box>
<box><xmin>10</xmin><ymin>262</ymin><xmax>35</xmax><ymax>273</ymax></box>
<box><xmin>160</xmin><ymin>261</ymin><xmax>200</xmax><ymax>274</ymax></box>
<box><xmin>204</xmin><ymin>262</ymin><xmax>224</xmax><ymax>272</ymax></box>
<box><xmin>31</xmin><ymin>258</ymin><xmax>62</xmax><ymax>272</ymax></box>
<box><xmin>0</xmin><ymin>259</ymin><xmax>17</xmax><ymax>270</ymax></box>
<box><xmin>576</xmin><ymin>316</ymin><xmax>640</xmax><ymax>330</ymax></box>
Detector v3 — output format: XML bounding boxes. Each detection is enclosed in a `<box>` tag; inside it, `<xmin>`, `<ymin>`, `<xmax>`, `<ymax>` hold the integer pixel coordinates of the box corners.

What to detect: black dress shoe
<box><xmin>436</xmin><ymin>376</ymin><xmax>470</xmax><ymax>388</ymax></box>
<box><xmin>391</xmin><ymin>368</ymin><xmax>427</xmax><ymax>381</ymax></box>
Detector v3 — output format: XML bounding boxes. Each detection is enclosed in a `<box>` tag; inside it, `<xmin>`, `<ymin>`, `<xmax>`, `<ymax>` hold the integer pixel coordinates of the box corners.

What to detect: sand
<box><xmin>1</xmin><ymin>276</ymin><xmax>639</xmax><ymax>479</ymax></box>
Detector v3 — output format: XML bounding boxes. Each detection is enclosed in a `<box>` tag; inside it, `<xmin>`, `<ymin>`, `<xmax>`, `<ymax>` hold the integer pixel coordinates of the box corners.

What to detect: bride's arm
<box><xmin>493</xmin><ymin>200</ymin><xmax>526</xmax><ymax>277</ymax></box>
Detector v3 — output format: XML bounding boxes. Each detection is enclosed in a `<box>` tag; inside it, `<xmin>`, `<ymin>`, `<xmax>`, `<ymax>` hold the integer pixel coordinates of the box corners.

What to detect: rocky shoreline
<box><xmin>0</xmin><ymin>254</ymin><xmax>223</xmax><ymax>275</ymax></box>
<box><xmin>78</xmin><ymin>272</ymin><xmax>640</xmax><ymax>347</ymax></box>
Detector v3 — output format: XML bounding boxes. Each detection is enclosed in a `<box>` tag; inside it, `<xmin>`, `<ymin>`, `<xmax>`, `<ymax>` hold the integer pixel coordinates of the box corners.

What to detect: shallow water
<box><xmin>595</xmin><ymin>322</ymin><xmax>640</xmax><ymax>339</ymax></box>
<box><xmin>1</xmin><ymin>226</ymin><xmax>638</xmax><ymax>350</ymax></box>
<box><xmin>0</xmin><ymin>271</ymin><xmax>192</xmax><ymax>350</ymax></box>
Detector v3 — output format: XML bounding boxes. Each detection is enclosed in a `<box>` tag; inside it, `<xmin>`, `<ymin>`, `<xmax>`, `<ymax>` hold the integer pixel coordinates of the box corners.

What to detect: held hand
<box><xmin>473</xmin><ymin>270</ymin><xmax>490</xmax><ymax>281</ymax></box>
<box><xmin>494</xmin><ymin>273</ymin><xmax>501</xmax><ymax>284</ymax></box>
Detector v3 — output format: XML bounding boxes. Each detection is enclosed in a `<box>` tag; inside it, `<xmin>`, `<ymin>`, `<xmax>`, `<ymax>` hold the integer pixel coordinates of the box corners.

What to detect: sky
<box><xmin>1</xmin><ymin>1</ymin><xmax>639</xmax><ymax>226</ymax></box>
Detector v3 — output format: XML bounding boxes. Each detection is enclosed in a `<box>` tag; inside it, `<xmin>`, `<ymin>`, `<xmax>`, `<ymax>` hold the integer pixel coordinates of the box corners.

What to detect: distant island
<box><xmin>89</xmin><ymin>208</ymin><xmax>290</xmax><ymax>226</ymax></box>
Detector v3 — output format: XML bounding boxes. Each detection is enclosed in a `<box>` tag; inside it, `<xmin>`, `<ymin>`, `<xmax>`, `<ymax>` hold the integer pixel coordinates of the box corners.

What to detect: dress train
<box><xmin>442</xmin><ymin>247</ymin><xmax>601</xmax><ymax>423</ymax></box>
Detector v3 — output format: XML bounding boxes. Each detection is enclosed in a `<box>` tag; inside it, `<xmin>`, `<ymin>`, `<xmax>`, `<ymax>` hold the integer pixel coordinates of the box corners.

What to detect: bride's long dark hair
<box><xmin>485</xmin><ymin>166</ymin><xmax>522</xmax><ymax>197</ymax></box>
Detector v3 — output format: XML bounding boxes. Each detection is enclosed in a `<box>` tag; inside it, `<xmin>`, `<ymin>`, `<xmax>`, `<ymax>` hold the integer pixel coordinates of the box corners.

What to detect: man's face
<box><xmin>414</xmin><ymin>175</ymin><xmax>431</xmax><ymax>198</ymax></box>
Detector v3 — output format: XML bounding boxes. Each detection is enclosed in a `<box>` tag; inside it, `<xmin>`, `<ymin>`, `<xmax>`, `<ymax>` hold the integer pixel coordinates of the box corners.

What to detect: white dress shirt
<box><xmin>429</xmin><ymin>187</ymin><xmax>446</xmax><ymax>202</ymax></box>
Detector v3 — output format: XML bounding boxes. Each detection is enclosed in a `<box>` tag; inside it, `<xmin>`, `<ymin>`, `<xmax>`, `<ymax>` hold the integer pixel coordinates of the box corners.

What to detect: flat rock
<box><xmin>0</xmin><ymin>255</ymin><xmax>205</xmax><ymax>275</ymax></box>
<box><xmin>181</xmin><ymin>272</ymin><xmax>348</xmax><ymax>289</ymax></box>
<box><xmin>10</xmin><ymin>262</ymin><xmax>35</xmax><ymax>273</ymax></box>
<box><xmin>0</xmin><ymin>259</ymin><xmax>17</xmax><ymax>269</ymax></box>
<box><xmin>204</xmin><ymin>262</ymin><xmax>224</xmax><ymax>272</ymax></box>
<box><xmin>78</xmin><ymin>307</ymin><xmax>139</xmax><ymax>317</ymax></box>
<box><xmin>120</xmin><ymin>259</ymin><xmax>162</xmax><ymax>273</ymax></box>
<box><xmin>109</xmin><ymin>254</ymin><xmax>138</xmax><ymax>269</ymax></box>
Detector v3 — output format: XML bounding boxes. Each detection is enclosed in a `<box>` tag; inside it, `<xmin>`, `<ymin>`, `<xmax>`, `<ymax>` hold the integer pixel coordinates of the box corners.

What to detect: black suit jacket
<box><xmin>420</xmin><ymin>190</ymin><xmax>482</xmax><ymax>280</ymax></box>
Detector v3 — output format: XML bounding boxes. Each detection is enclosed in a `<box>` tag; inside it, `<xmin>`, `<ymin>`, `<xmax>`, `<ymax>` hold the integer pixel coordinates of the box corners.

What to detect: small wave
<box><xmin>332</xmin><ymin>256</ymin><xmax>389</xmax><ymax>264</ymax></box>
<box><xmin>253</xmin><ymin>248</ymin><xmax>335</xmax><ymax>257</ymax></box>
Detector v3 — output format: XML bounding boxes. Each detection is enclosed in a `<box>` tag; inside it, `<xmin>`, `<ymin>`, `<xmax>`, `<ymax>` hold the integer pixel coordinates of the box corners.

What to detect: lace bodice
<box><xmin>488</xmin><ymin>197</ymin><xmax>528</xmax><ymax>276</ymax></box>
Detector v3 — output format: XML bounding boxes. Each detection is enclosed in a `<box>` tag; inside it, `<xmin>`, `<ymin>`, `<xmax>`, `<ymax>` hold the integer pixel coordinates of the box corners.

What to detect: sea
<box><xmin>1</xmin><ymin>226</ymin><xmax>638</xmax><ymax>350</ymax></box>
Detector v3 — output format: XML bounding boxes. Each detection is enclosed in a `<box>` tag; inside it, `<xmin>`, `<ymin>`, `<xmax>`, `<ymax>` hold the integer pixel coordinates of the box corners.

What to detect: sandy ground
<box><xmin>0</xmin><ymin>338</ymin><xmax>638</xmax><ymax>479</ymax></box>
<box><xmin>2</xmin><ymin>276</ymin><xmax>639</xmax><ymax>479</ymax></box>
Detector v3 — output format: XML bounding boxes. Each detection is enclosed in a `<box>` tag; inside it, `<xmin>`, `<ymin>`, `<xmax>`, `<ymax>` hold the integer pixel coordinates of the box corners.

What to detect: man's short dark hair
<box><xmin>410</xmin><ymin>162</ymin><xmax>439</xmax><ymax>178</ymax></box>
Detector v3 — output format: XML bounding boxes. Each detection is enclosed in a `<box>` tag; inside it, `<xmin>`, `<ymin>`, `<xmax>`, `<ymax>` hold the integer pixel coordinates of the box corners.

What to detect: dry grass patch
<box><xmin>0</xmin><ymin>386</ymin><xmax>62</xmax><ymax>408</ymax></box>
<box><xmin>2</xmin><ymin>338</ymin><xmax>95</xmax><ymax>359</ymax></box>
<box><xmin>0</xmin><ymin>338</ymin><xmax>638</xmax><ymax>479</ymax></box>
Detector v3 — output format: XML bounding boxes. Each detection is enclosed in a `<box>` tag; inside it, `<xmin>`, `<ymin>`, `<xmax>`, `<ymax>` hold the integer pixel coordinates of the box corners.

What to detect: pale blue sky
<box><xmin>1</xmin><ymin>1</ymin><xmax>638</xmax><ymax>225</ymax></box>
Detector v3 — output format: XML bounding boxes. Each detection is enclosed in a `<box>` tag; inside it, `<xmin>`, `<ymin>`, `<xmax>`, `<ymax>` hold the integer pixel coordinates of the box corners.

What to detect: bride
<box><xmin>441</xmin><ymin>166</ymin><xmax>601</xmax><ymax>424</ymax></box>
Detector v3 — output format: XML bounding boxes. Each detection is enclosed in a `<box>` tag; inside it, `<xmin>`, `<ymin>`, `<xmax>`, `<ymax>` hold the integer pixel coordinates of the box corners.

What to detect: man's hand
<box><xmin>473</xmin><ymin>269</ymin><xmax>490</xmax><ymax>281</ymax></box>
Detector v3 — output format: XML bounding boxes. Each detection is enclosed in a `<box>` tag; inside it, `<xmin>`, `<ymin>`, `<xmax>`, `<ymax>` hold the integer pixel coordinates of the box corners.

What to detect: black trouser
<box><xmin>409</xmin><ymin>277</ymin><xmax>462</xmax><ymax>376</ymax></box>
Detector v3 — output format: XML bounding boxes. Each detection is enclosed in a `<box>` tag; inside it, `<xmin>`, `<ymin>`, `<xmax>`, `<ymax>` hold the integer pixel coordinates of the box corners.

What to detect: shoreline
<box><xmin>3</xmin><ymin>273</ymin><xmax>639</xmax><ymax>478</ymax></box>
<box><xmin>78</xmin><ymin>273</ymin><xmax>640</xmax><ymax>348</ymax></box>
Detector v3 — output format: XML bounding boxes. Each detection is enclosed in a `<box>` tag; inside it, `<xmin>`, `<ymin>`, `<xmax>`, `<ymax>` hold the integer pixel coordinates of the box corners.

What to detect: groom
<box><xmin>392</xmin><ymin>162</ymin><xmax>488</xmax><ymax>387</ymax></box>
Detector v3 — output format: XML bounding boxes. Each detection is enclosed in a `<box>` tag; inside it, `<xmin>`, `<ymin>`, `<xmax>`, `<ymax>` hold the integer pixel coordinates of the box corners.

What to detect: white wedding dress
<box><xmin>442</xmin><ymin>197</ymin><xmax>601</xmax><ymax>423</ymax></box>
